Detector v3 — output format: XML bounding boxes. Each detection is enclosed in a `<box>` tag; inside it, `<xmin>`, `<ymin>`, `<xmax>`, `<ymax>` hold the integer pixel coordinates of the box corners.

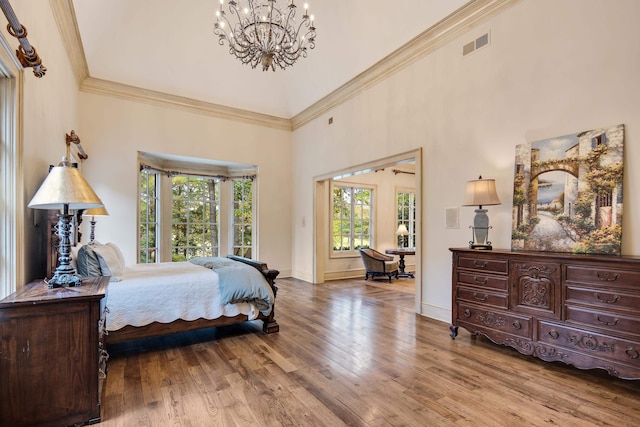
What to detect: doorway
<box><xmin>313</xmin><ymin>149</ymin><xmax>422</xmax><ymax>313</ymax></box>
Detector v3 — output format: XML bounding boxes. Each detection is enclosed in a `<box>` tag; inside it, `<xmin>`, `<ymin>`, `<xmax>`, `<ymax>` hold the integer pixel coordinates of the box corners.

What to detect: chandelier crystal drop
<box><xmin>214</xmin><ymin>0</ymin><xmax>316</xmax><ymax>71</ymax></box>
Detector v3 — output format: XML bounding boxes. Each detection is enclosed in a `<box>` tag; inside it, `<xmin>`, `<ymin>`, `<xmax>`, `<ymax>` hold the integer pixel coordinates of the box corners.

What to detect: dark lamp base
<box><xmin>47</xmin><ymin>271</ymin><xmax>83</xmax><ymax>288</ymax></box>
<box><xmin>470</xmin><ymin>244</ymin><xmax>493</xmax><ymax>250</ymax></box>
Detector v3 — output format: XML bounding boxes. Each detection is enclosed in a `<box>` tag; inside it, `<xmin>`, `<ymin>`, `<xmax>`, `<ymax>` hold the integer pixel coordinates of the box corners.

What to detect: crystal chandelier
<box><xmin>214</xmin><ymin>0</ymin><xmax>316</xmax><ymax>71</ymax></box>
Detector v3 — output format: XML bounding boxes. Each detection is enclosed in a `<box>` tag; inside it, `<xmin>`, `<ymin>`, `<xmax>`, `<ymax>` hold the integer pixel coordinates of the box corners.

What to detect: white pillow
<box><xmin>93</xmin><ymin>242</ymin><xmax>125</xmax><ymax>281</ymax></box>
<box><xmin>106</xmin><ymin>242</ymin><xmax>125</xmax><ymax>268</ymax></box>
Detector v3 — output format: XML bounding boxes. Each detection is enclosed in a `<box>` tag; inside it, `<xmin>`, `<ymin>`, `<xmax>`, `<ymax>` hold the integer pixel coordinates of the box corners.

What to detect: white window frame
<box><xmin>396</xmin><ymin>187</ymin><xmax>416</xmax><ymax>248</ymax></box>
<box><xmin>137</xmin><ymin>164</ymin><xmax>256</xmax><ymax>263</ymax></box>
<box><xmin>330</xmin><ymin>181</ymin><xmax>374</xmax><ymax>257</ymax></box>
<box><xmin>0</xmin><ymin>39</ymin><xmax>22</xmax><ymax>298</ymax></box>
<box><xmin>138</xmin><ymin>169</ymin><xmax>159</xmax><ymax>263</ymax></box>
<box><xmin>231</xmin><ymin>178</ymin><xmax>254</xmax><ymax>258</ymax></box>
<box><xmin>170</xmin><ymin>175</ymin><xmax>220</xmax><ymax>260</ymax></box>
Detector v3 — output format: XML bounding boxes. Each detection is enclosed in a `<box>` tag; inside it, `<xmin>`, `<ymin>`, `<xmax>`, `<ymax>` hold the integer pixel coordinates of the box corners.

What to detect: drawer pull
<box><xmin>596</xmin><ymin>271</ymin><xmax>619</xmax><ymax>281</ymax></box>
<box><xmin>473</xmin><ymin>292</ymin><xmax>488</xmax><ymax>302</ymax></box>
<box><xmin>473</xmin><ymin>260</ymin><xmax>488</xmax><ymax>268</ymax></box>
<box><xmin>473</xmin><ymin>276</ymin><xmax>488</xmax><ymax>285</ymax></box>
<box><xmin>596</xmin><ymin>315</ymin><xmax>619</xmax><ymax>326</ymax></box>
<box><xmin>626</xmin><ymin>347</ymin><xmax>639</xmax><ymax>359</ymax></box>
<box><xmin>548</xmin><ymin>330</ymin><xmax>559</xmax><ymax>339</ymax></box>
<box><xmin>594</xmin><ymin>293</ymin><xmax>619</xmax><ymax>304</ymax></box>
<box><xmin>512</xmin><ymin>321</ymin><xmax>522</xmax><ymax>330</ymax></box>
<box><xmin>463</xmin><ymin>309</ymin><xmax>471</xmax><ymax>318</ymax></box>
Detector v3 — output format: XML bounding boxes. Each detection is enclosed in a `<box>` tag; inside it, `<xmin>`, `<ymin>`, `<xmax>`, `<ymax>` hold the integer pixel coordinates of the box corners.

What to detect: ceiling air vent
<box><xmin>463</xmin><ymin>32</ymin><xmax>490</xmax><ymax>56</ymax></box>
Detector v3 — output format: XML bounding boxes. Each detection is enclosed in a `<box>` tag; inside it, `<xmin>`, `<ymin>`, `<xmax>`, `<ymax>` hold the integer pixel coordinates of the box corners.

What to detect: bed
<box><xmin>72</xmin><ymin>242</ymin><xmax>279</xmax><ymax>345</ymax></box>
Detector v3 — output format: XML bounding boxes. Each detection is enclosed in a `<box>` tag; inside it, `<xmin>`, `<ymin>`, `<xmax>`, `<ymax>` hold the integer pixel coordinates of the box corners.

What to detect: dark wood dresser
<box><xmin>0</xmin><ymin>276</ymin><xmax>109</xmax><ymax>426</ymax></box>
<box><xmin>450</xmin><ymin>248</ymin><xmax>640</xmax><ymax>380</ymax></box>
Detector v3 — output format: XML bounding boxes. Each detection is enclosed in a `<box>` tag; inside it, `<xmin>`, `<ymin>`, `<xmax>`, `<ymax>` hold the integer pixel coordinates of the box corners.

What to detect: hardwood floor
<box><xmin>101</xmin><ymin>277</ymin><xmax>640</xmax><ymax>426</ymax></box>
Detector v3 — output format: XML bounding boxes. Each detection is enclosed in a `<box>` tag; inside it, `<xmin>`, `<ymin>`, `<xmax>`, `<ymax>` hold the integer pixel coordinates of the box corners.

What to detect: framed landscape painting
<box><xmin>511</xmin><ymin>124</ymin><xmax>624</xmax><ymax>255</ymax></box>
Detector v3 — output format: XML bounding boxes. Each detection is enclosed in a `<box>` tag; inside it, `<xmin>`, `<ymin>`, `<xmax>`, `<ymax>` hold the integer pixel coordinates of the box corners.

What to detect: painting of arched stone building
<box><xmin>511</xmin><ymin>124</ymin><xmax>624</xmax><ymax>254</ymax></box>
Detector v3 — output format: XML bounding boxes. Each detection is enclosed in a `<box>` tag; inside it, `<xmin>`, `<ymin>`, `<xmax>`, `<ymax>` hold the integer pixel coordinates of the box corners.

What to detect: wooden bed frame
<box><xmin>46</xmin><ymin>211</ymin><xmax>280</xmax><ymax>344</ymax></box>
<box><xmin>103</xmin><ymin>255</ymin><xmax>280</xmax><ymax>345</ymax></box>
<box><xmin>47</xmin><ymin>225</ymin><xmax>282</xmax><ymax>345</ymax></box>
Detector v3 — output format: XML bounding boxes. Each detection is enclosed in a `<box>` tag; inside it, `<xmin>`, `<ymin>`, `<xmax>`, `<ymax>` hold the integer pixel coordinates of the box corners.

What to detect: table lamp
<box><xmin>462</xmin><ymin>175</ymin><xmax>501</xmax><ymax>250</ymax></box>
<box><xmin>28</xmin><ymin>160</ymin><xmax>104</xmax><ymax>287</ymax></box>
<box><xmin>83</xmin><ymin>206</ymin><xmax>109</xmax><ymax>244</ymax></box>
<box><xmin>396</xmin><ymin>224</ymin><xmax>409</xmax><ymax>248</ymax></box>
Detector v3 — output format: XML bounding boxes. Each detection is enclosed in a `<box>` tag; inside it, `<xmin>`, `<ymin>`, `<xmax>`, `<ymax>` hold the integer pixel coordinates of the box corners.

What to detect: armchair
<box><xmin>359</xmin><ymin>248</ymin><xmax>399</xmax><ymax>282</ymax></box>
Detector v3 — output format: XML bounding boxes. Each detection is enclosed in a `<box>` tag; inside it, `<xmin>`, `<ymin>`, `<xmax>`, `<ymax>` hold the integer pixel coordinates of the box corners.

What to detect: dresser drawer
<box><xmin>456</xmin><ymin>286</ymin><xmax>508</xmax><ymax>309</ymax></box>
<box><xmin>457</xmin><ymin>271</ymin><xmax>508</xmax><ymax>291</ymax></box>
<box><xmin>457</xmin><ymin>255</ymin><xmax>508</xmax><ymax>274</ymax></box>
<box><xmin>566</xmin><ymin>265</ymin><xmax>640</xmax><ymax>288</ymax></box>
<box><xmin>538</xmin><ymin>321</ymin><xmax>640</xmax><ymax>367</ymax></box>
<box><xmin>565</xmin><ymin>305</ymin><xmax>640</xmax><ymax>338</ymax></box>
<box><xmin>566</xmin><ymin>285</ymin><xmax>640</xmax><ymax>312</ymax></box>
<box><xmin>457</xmin><ymin>303</ymin><xmax>531</xmax><ymax>338</ymax></box>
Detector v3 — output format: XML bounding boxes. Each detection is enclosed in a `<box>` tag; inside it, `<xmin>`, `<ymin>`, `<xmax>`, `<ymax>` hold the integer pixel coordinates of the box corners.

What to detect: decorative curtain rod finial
<box><xmin>0</xmin><ymin>0</ymin><xmax>47</xmax><ymax>78</ymax></box>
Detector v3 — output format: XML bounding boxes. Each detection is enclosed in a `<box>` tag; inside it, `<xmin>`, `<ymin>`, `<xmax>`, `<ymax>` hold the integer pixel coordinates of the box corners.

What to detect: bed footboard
<box><xmin>227</xmin><ymin>255</ymin><xmax>280</xmax><ymax>334</ymax></box>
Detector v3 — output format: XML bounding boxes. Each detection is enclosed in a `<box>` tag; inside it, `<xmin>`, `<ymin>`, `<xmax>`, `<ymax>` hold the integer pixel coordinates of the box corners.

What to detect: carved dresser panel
<box><xmin>450</xmin><ymin>248</ymin><xmax>640</xmax><ymax>380</ymax></box>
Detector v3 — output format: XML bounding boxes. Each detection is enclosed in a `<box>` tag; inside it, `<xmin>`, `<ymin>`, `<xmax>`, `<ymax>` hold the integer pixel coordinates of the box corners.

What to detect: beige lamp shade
<box><xmin>28</xmin><ymin>165</ymin><xmax>104</xmax><ymax>210</ymax></box>
<box><xmin>396</xmin><ymin>224</ymin><xmax>409</xmax><ymax>235</ymax></box>
<box><xmin>463</xmin><ymin>177</ymin><xmax>501</xmax><ymax>208</ymax></box>
<box><xmin>83</xmin><ymin>206</ymin><xmax>109</xmax><ymax>217</ymax></box>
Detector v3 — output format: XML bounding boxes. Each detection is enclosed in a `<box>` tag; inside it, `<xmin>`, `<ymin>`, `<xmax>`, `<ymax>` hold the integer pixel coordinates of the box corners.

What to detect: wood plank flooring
<box><xmin>101</xmin><ymin>277</ymin><xmax>640</xmax><ymax>426</ymax></box>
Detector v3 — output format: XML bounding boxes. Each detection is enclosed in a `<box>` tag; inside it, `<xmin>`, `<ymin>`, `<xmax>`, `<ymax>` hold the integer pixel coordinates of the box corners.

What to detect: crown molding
<box><xmin>81</xmin><ymin>77</ymin><xmax>292</xmax><ymax>131</ymax></box>
<box><xmin>50</xmin><ymin>0</ymin><xmax>89</xmax><ymax>85</ymax></box>
<box><xmin>290</xmin><ymin>0</ymin><xmax>519</xmax><ymax>130</ymax></box>
<box><xmin>52</xmin><ymin>0</ymin><xmax>517</xmax><ymax>131</ymax></box>
<box><xmin>51</xmin><ymin>0</ymin><xmax>290</xmax><ymax>130</ymax></box>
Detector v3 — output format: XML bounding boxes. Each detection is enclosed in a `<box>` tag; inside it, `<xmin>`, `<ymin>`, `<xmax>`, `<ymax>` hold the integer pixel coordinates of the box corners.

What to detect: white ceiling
<box><xmin>72</xmin><ymin>0</ymin><xmax>469</xmax><ymax>119</ymax></box>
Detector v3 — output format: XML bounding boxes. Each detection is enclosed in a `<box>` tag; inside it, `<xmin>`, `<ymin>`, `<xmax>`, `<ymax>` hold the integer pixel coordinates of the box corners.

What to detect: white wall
<box><xmin>291</xmin><ymin>0</ymin><xmax>640</xmax><ymax>321</ymax></box>
<box><xmin>5</xmin><ymin>1</ymin><xmax>81</xmax><ymax>282</ymax></box>
<box><xmin>10</xmin><ymin>2</ymin><xmax>293</xmax><ymax>282</ymax></box>
<box><xmin>77</xmin><ymin>93</ymin><xmax>293</xmax><ymax>276</ymax></box>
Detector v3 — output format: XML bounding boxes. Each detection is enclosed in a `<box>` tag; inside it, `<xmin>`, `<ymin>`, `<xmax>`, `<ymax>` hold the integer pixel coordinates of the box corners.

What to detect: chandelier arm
<box><xmin>275</xmin><ymin>3</ymin><xmax>296</xmax><ymax>51</ymax></box>
<box><xmin>214</xmin><ymin>5</ymin><xmax>240</xmax><ymax>48</ymax></box>
<box><xmin>267</xmin><ymin>0</ymin><xmax>275</xmax><ymax>50</ymax></box>
<box><xmin>248</xmin><ymin>0</ymin><xmax>264</xmax><ymax>49</ymax></box>
<box><xmin>226</xmin><ymin>2</ymin><xmax>245</xmax><ymax>48</ymax></box>
<box><xmin>291</xmin><ymin>18</ymin><xmax>311</xmax><ymax>42</ymax></box>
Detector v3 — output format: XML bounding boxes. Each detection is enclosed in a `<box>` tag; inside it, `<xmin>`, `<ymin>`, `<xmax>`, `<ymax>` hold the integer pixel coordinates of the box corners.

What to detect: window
<box><xmin>232</xmin><ymin>178</ymin><xmax>253</xmax><ymax>258</ymax></box>
<box><xmin>139</xmin><ymin>170</ymin><xmax>159</xmax><ymax>263</ymax></box>
<box><xmin>592</xmin><ymin>132</ymin><xmax>607</xmax><ymax>149</ymax></box>
<box><xmin>138</xmin><ymin>155</ymin><xmax>255</xmax><ymax>263</ymax></box>
<box><xmin>332</xmin><ymin>184</ymin><xmax>373</xmax><ymax>253</ymax></box>
<box><xmin>397</xmin><ymin>190</ymin><xmax>416</xmax><ymax>248</ymax></box>
<box><xmin>0</xmin><ymin>64</ymin><xmax>21</xmax><ymax>298</ymax></box>
<box><xmin>171</xmin><ymin>175</ymin><xmax>220</xmax><ymax>261</ymax></box>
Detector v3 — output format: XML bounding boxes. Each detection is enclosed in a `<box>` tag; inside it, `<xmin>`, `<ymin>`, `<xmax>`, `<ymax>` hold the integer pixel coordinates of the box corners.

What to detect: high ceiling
<box><xmin>72</xmin><ymin>0</ymin><xmax>469</xmax><ymax>119</ymax></box>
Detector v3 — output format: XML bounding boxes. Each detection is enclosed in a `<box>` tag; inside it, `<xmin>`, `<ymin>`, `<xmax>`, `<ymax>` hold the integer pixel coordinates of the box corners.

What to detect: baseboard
<box><xmin>419</xmin><ymin>301</ymin><xmax>451</xmax><ymax>324</ymax></box>
<box><xmin>275</xmin><ymin>269</ymin><xmax>292</xmax><ymax>278</ymax></box>
<box><xmin>290</xmin><ymin>269</ymin><xmax>314</xmax><ymax>283</ymax></box>
<box><xmin>324</xmin><ymin>269</ymin><xmax>366</xmax><ymax>281</ymax></box>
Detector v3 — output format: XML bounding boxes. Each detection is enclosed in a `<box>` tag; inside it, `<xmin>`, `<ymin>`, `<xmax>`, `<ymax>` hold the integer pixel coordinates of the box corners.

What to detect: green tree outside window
<box><xmin>233</xmin><ymin>179</ymin><xmax>253</xmax><ymax>258</ymax></box>
<box><xmin>139</xmin><ymin>170</ymin><xmax>158</xmax><ymax>263</ymax></box>
<box><xmin>332</xmin><ymin>185</ymin><xmax>372</xmax><ymax>252</ymax></box>
<box><xmin>171</xmin><ymin>176</ymin><xmax>219</xmax><ymax>261</ymax></box>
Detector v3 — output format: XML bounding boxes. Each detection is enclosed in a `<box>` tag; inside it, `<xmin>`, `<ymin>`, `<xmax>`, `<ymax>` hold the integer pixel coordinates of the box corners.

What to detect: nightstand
<box><xmin>0</xmin><ymin>276</ymin><xmax>108</xmax><ymax>426</ymax></box>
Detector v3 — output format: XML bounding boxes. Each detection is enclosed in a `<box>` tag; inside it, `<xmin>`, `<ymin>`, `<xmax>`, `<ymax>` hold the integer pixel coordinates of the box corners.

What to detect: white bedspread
<box><xmin>105</xmin><ymin>261</ymin><xmax>258</xmax><ymax>331</ymax></box>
